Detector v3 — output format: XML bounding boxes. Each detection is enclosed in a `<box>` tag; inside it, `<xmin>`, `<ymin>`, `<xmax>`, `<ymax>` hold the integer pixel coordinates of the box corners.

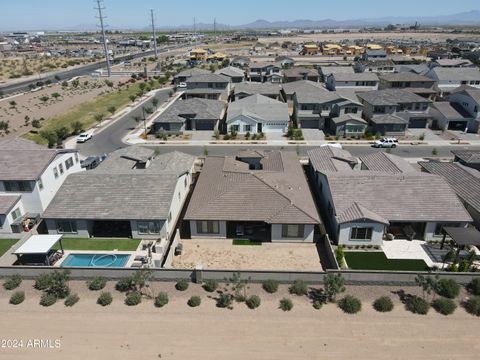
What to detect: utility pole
<box><xmin>214</xmin><ymin>18</ymin><xmax>216</xmax><ymax>37</ymax></box>
<box><xmin>150</xmin><ymin>9</ymin><xmax>158</xmax><ymax>58</ymax></box>
<box><xmin>95</xmin><ymin>0</ymin><xmax>111</xmax><ymax>77</ymax></box>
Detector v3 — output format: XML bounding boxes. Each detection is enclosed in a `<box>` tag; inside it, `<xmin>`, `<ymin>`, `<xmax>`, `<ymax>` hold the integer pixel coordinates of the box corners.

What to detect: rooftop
<box><xmin>282</xmin><ymin>80</ymin><xmax>325</xmax><ymax>96</ymax></box>
<box><xmin>152</xmin><ymin>98</ymin><xmax>225</xmax><ymax>124</ymax></box>
<box><xmin>186</xmin><ymin>73</ymin><xmax>230</xmax><ymax>83</ymax></box>
<box><xmin>227</xmin><ymin>94</ymin><xmax>289</xmax><ymax>123</ymax></box>
<box><xmin>215</xmin><ymin>66</ymin><xmax>245</xmax><ymax>78</ymax></box>
<box><xmin>451</xmin><ymin>150</ymin><xmax>480</xmax><ymax>164</ymax></box>
<box><xmin>428</xmin><ymin>67</ymin><xmax>480</xmax><ymax>81</ymax></box>
<box><xmin>174</xmin><ymin>67</ymin><xmax>211</xmax><ymax>79</ymax></box>
<box><xmin>360</xmin><ymin>152</ymin><xmax>416</xmax><ymax>174</ymax></box>
<box><xmin>379</xmin><ymin>73</ymin><xmax>434</xmax><ymax>83</ymax></box>
<box><xmin>234</xmin><ymin>82</ymin><xmax>281</xmax><ymax>96</ymax></box>
<box><xmin>0</xmin><ymin>195</ymin><xmax>21</xmax><ymax>215</ymax></box>
<box><xmin>431</xmin><ymin>102</ymin><xmax>472</xmax><ymax>119</ymax></box>
<box><xmin>330</xmin><ymin>72</ymin><xmax>379</xmax><ymax>82</ymax></box>
<box><xmin>283</xmin><ymin>67</ymin><xmax>319</xmax><ymax>78</ymax></box>
<box><xmin>358</xmin><ymin>89</ymin><xmax>430</xmax><ymax>106</ymax></box>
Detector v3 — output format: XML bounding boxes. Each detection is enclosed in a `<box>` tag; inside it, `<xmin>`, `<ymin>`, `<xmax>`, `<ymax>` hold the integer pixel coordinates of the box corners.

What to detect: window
<box><xmin>56</xmin><ymin>220</ymin><xmax>77</xmax><ymax>234</ymax></box>
<box><xmin>53</xmin><ymin>167</ymin><xmax>59</xmax><ymax>179</ymax></box>
<box><xmin>231</xmin><ymin>125</ymin><xmax>240</xmax><ymax>132</ymax></box>
<box><xmin>59</xmin><ymin>163</ymin><xmax>64</xmax><ymax>175</ymax></box>
<box><xmin>38</xmin><ymin>177</ymin><xmax>44</xmax><ymax>191</ymax></box>
<box><xmin>137</xmin><ymin>221</ymin><xmax>161</xmax><ymax>234</ymax></box>
<box><xmin>74</xmin><ymin>153</ymin><xmax>79</xmax><ymax>163</ymax></box>
<box><xmin>196</xmin><ymin>220</ymin><xmax>219</xmax><ymax>234</ymax></box>
<box><xmin>11</xmin><ymin>207</ymin><xmax>22</xmax><ymax>222</ymax></box>
<box><xmin>282</xmin><ymin>224</ymin><xmax>305</xmax><ymax>238</ymax></box>
<box><xmin>65</xmin><ymin>157</ymin><xmax>74</xmax><ymax>170</ymax></box>
<box><xmin>3</xmin><ymin>181</ymin><xmax>33</xmax><ymax>192</ymax></box>
<box><xmin>350</xmin><ymin>227</ymin><xmax>373</xmax><ymax>241</ymax></box>
<box><xmin>373</xmin><ymin>106</ymin><xmax>385</xmax><ymax>114</ymax></box>
<box><xmin>244</xmin><ymin>124</ymin><xmax>251</xmax><ymax>132</ymax></box>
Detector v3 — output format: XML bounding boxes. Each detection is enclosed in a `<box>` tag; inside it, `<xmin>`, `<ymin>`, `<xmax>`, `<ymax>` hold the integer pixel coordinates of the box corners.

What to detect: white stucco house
<box><xmin>425</xmin><ymin>67</ymin><xmax>480</xmax><ymax>96</ymax></box>
<box><xmin>226</xmin><ymin>94</ymin><xmax>289</xmax><ymax>134</ymax></box>
<box><xmin>0</xmin><ymin>138</ymin><xmax>82</xmax><ymax>235</ymax></box>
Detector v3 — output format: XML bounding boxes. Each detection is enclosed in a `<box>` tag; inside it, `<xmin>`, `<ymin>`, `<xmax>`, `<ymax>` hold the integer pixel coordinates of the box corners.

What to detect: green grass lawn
<box><xmin>232</xmin><ymin>239</ymin><xmax>262</xmax><ymax>246</ymax></box>
<box><xmin>344</xmin><ymin>251</ymin><xmax>429</xmax><ymax>271</ymax></box>
<box><xmin>0</xmin><ymin>239</ymin><xmax>19</xmax><ymax>256</ymax></box>
<box><xmin>53</xmin><ymin>238</ymin><xmax>141</xmax><ymax>251</ymax></box>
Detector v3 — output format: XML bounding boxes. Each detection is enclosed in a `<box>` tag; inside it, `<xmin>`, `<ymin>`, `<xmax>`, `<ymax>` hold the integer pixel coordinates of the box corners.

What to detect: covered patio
<box><xmin>441</xmin><ymin>227</ymin><xmax>480</xmax><ymax>254</ymax></box>
<box><xmin>12</xmin><ymin>234</ymin><xmax>64</xmax><ymax>266</ymax></box>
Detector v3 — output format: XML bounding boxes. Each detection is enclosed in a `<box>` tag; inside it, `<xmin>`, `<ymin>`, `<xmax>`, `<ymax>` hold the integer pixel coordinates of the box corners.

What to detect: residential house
<box><xmin>43</xmin><ymin>147</ymin><xmax>196</xmax><ymax>240</ymax></box>
<box><xmin>429</xmin><ymin>102</ymin><xmax>473</xmax><ymax>131</ymax></box>
<box><xmin>226</xmin><ymin>94</ymin><xmax>289</xmax><ymax>134</ymax></box>
<box><xmin>215</xmin><ymin>66</ymin><xmax>245</xmax><ymax>83</ymax></box>
<box><xmin>173</xmin><ymin>67</ymin><xmax>211</xmax><ymax>84</ymax></box>
<box><xmin>183</xmin><ymin>73</ymin><xmax>231</xmax><ymax>101</ymax></box>
<box><xmin>329</xmin><ymin>115</ymin><xmax>368</xmax><ymax>137</ymax></box>
<box><xmin>152</xmin><ymin>98</ymin><xmax>225</xmax><ymax>133</ymax></box>
<box><xmin>425</xmin><ymin>67</ymin><xmax>480</xmax><ymax>96</ymax></box>
<box><xmin>419</xmin><ymin>161</ymin><xmax>480</xmax><ymax>230</ymax></box>
<box><xmin>281</xmin><ymin>80</ymin><xmax>325</xmax><ymax>105</ymax></box>
<box><xmin>378</xmin><ymin>73</ymin><xmax>438</xmax><ymax>99</ymax></box>
<box><xmin>184</xmin><ymin>150</ymin><xmax>322</xmax><ymax>242</ymax></box>
<box><xmin>283</xmin><ymin>67</ymin><xmax>319</xmax><ymax>83</ymax></box>
<box><xmin>362</xmin><ymin>49</ymin><xmax>387</xmax><ymax>60</ymax></box>
<box><xmin>394</xmin><ymin>64</ymin><xmax>430</xmax><ymax>75</ymax></box>
<box><xmin>319</xmin><ymin>66</ymin><xmax>354</xmax><ymax>82</ymax></box>
<box><xmin>231</xmin><ymin>56</ymin><xmax>250</xmax><ymax>69</ymax></box>
<box><xmin>300</xmin><ymin>44</ymin><xmax>320</xmax><ymax>55</ymax></box>
<box><xmin>189</xmin><ymin>48</ymin><xmax>208</xmax><ymax>62</ymax></box>
<box><xmin>232</xmin><ymin>82</ymin><xmax>281</xmax><ymax>101</ymax></box>
<box><xmin>355</xmin><ymin>59</ymin><xmax>395</xmax><ymax>73</ymax></box>
<box><xmin>430</xmin><ymin>59</ymin><xmax>475</xmax><ymax>68</ymax></box>
<box><xmin>447</xmin><ymin>86</ymin><xmax>480</xmax><ymax>132</ymax></box>
<box><xmin>275</xmin><ymin>56</ymin><xmax>295</xmax><ymax>68</ymax></box>
<box><xmin>308</xmin><ymin>147</ymin><xmax>472</xmax><ymax>245</ymax></box>
<box><xmin>451</xmin><ymin>150</ymin><xmax>480</xmax><ymax>171</ymax></box>
<box><xmin>0</xmin><ymin>138</ymin><xmax>82</xmax><ymax>234</ymax></box>
<box><xmin>247</xmin><ymin>62</ymin><xmax>283</xmax><ymax>83</ymax></box>
<box><xmin>326</xmin><ymin>72</ymin><xmax>379</xmax><ymax>91</ymax></box>
<box><xmin>357</xmin><ymin>89</ymin><xmax>432</xmax><ymax>135</ymax></box>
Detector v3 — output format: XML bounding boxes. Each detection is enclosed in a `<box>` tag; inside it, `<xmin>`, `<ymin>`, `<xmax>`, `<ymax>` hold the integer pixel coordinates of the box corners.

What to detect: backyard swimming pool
<box><xmin>61</xmin><ymin>253</ymin><xmax>130</xmax><ymax>267</ymax></box>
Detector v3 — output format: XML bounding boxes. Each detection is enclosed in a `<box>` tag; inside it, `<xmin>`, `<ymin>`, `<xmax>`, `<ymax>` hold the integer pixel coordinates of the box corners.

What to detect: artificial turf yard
<box><xmin>53</xmin><ymin>238</ymin><xmax>141</xmax><ymax>251</ymax></box>
<box><xmin>344</xmin><ymin>251</ymin><xmax>429</xmax><ymax>271</ymax></box>
<box><xmin>0</xmin><ymin>239</ymin><xmax>19</xmax><ymax>256</ymax></box>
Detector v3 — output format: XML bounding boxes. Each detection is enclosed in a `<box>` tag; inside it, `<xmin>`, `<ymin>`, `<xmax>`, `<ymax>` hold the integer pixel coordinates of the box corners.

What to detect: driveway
<box><xmin>186</xmin><ymin>131</ymin><xmax>213</xmax><ymax>141</ymax></box>
<box><xmin>407</xmin><ymin>128</ymin><xmax>444</xmax><ymax>141</ymax></box>
<box><xmin>302</xmin><ymin>129</ymin><xmax>325</xmax><ymax>142</ymax></box>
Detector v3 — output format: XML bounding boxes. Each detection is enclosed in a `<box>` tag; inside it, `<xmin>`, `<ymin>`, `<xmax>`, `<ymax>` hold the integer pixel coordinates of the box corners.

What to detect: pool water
<box><xmin>61</xmin><ymin>253</ymin><xmax>130</xmax><ymax>267</ymax></box>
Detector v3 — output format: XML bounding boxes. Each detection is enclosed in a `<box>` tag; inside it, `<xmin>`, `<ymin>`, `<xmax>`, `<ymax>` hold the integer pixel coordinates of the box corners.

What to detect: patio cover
<box><xmin>443</xmin><ymin>227</ymin><xmax>480</xmax><ymax>247</ymax></box>
<box><xmin>13</xmin><ymin>235</ymin><xmax>63</xmax><ymax>255</ymax></box>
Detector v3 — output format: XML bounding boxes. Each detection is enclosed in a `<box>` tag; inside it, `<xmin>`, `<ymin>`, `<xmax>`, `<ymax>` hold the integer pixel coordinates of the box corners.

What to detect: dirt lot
<box><xmin>172</xmin><ymin>239</ymin><xmax>323</xmax><ymax>271</ymax></box>
<box><xmin>0</xmin><ymin>280</ymin><xmax>479</xmax><ymax>359</ymax></box>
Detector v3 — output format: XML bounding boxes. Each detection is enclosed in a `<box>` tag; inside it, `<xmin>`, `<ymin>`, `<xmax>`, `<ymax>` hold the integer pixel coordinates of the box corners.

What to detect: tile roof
<box><xmin>431</xmin><ymin>102</ymin><xmax>471</xmax><ymax>119</ymax></box>
<box><xmin>234</xmin><ymin>82</ymin><xmax>281</xmax><ymax>96</ymax></box>
<box><xmin>360</xmin><ymin>152</ymin><xmax>416</xmax><ymax>174</ymax></box>
<box><xmin>227</xmin><ymin>94</ymin><xmax>289</xmax><ymax>123</ymax></box>
<box><xmin>319</xmin><ymin>66</ymin><xmax>354</xmax><ymax>76</ymax></box>
<box><xmin>174</xmin><ymin>68</ymin><xmax>211</xmax><ymax>78</ymax></box>
<box><xmin>379</xmin><ymin>73</ymin><xmax>434</xmax><ymax>82</ymax></box>
<box><xmin>428</xmin><ymin>67</ymin><xmax>480</xmax><ymax>81</ymax></box>
<box><xmin>282</xmin><ymin>80</ymin><xmax>326</xmax><ymax>96</ymax></box>
<box><xmin>308</xmin><ymin>146</ymin><xmax>358</xmax><ymax>174</ymax></box>
<box><xmin>185</xmin><ymin>151</ymin><xmax>321</xmax><ymax>224</ymax></box>
<box><xmin>215</xmin><ymin>66</ymin><xmax>245</xmax><ymax>78</ymax></box>
<box><xmin>450</xmin><ymin>85</ymin><xmax>480</xmax><ymax>104</ymax></box>
<box><xmin>283</xmin><ymin>67</ymin><xmax>319</xmax><ymax>78</ymax></box>
<box><xmin>330</xmin><ymin>114</ymin><xmax>367</xmax><ymax>125</ymax></box>
<box><xmin>186</xmin><ymin>73</ymin><xmax>230</xmax><ymax>83</ymax></box>
<box><xmin>336</xmin><ymin>202</ymin><xmax>389</xmax><ymax>225</ymax></box>
<box><xmin>0</xmin><ymin>195</ymin><xmax>21</xmax><ymax>214</ymax></box>
<box><xmin>295</xmin><ymin>87</ymin><xmax>342</xmax><ymax>104</ymax></box>
<box><xmin>370</xmin><ymin>114</ymin><xmax>408</xmax><ymax>125</ymax></box>
<box><xmin>451</xmin><ymin>150</ymin><xmax>480</xmax><ymax>164</ymax></box>
<box><xmin>153</xmin><ymin>98</ymin><xmax>225</xmax><ymax>124</ymax></box>
<box><xmin>330</xmin><ymin>73</ymin><xmax>379</xmax><ymax>82</ymax></box>
<box><xmin>357</xmin><ymin>89</ymin><xmax>430</xmax><ymax>106</ymax></box>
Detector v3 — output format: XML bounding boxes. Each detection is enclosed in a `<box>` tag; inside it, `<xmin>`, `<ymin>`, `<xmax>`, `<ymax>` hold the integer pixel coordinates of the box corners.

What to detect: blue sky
<box><xmin>1</xmin><ymin>0</ymin><xmax>479</xmax><ymax>30</ymax></box>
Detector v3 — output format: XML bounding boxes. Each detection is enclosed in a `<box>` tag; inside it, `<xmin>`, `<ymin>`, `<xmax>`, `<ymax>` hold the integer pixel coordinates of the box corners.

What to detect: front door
<box><xmin>257</xmin><ymin>123</ymin><xmax>262</xmax><ymax>133</ymax></box>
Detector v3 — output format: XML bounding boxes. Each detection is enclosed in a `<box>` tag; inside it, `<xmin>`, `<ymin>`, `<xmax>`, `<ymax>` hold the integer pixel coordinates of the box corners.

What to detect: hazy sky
<box><xmin>1</xmin><ymin>0</ymin><xmax>479</xmax><ymax>30</ymax></box>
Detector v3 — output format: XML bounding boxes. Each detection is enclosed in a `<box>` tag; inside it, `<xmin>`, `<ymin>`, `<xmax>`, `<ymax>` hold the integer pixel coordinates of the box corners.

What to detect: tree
<box><xmin>415</xmin><ymin>274</ymin><xmax>439</xmax><ymax>300</ymax></box>
<box><xmin>152</xmin><ymin>98</ymin><xmax>159</xmax><ymax>109</ymax></box>
<box><xmin>40</xmin><ymin>131</ymin><xmax>58</xmax><ymax>148</ymax></box>
<box><xmin>71</xmin><ymin>121</ymin><xmax>83</xmax><ymax>135</ymax></box>
<box><xmin>227</xmin><ymin>272</ymin><xmax>250</xmax><ymax>301</ymax></box>
<box><xmin>94</xmin><ymin>113</ymin><xmax>105</xmax><ymax>126</ymax></box>
<box><xmin>107</xmin><ymin>106</ymin><xmax>116</xmax><ymax>115</ymax></box>
<box><xmin>129</xmin><ymin>94</ymin><xmax>136</xmax><ymax>103</ymax></box>
<box><xmin>51</xmin><ymin>92</ymin><xmax>61</xmax><ymax>100</ymax></box>
<box><xmin>39</xmin><ymin>95</ymin><xmax>49</xmax><ymax>104</ymax></box>
<box><xmin>55</xmin><ymin>127</ymin><xmax>70</xmax><ymax>142</ymax></box>
<box><xmin>323</xmin><ymin>273</ymin><xmax>346</xmax><ymax>302</ymax></box>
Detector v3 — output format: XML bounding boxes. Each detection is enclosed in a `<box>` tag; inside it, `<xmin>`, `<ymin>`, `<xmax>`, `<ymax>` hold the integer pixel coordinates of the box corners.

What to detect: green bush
<box><xmin>97</xmin><ymin>292</ymin><xmax>113</xmax><ymax>306</ymax></box>
<box><xmin>3</xmin><ymin>274</ymin><xmax>22</xmax><ymax>290</ymax></box>
<box><xmin>115</xmin><ymin>277</ymin><xmax>134</xmax><ymax>292</ymax></box>
<box><xmin>313</xmin><ymin>300</ymin><xmax>322</xmax><ymax>310</ymax></box>
<box><xmin>40</xmin><ymin>293</ymin><xmax>57</xmax><ymax>307</ymax></box>
<box><xmin>373</xmin><ymin>296</ymin><xmax>394</xmax><ymax>312</ymax></box>
<box><xmin>289</xmin><ymin>280</ymin><xmax>308</xmax><ymax>296</ymax></box>
<box><xmin>35</xmin><ymin>273</ymin><xmax>51</xmax><ymax>290</ymax></box>
<box><xmin>432</xmin><ymin>298</ymin><xmax>457</xmax><ymax>315</ymax></box>
<box><xmin>36</xmin><ymin>270</ymin><xmax>70</xmax><ymax>299</ymax></box>
<box><xmin>175</xmin><ymin>279</ymin><xmax>189</xmax><ymax>291</ymax></box>
<box><xmin>202</xmin><ymin>279</ymin><xmax>218</xmax><ymax>293</ymax></box>
<box><xmin>406</xmin><ymin>296</ymin><xmax>430</xmax><ymax>315</ymax></box>
<box><xmin>9</xmin><ymin>291</ymin><xmax>25</xmax><ymax>305</ymax></box>
<box><xmin>188</xmin><ymin>296</ymin><xmax>201</xmax><ymax>307</ymax></box>
<box><xmin>338</xmin><ymin>295</ymin><xmax>362</xmax><ymax>314</ymax></box>
<box><xmin>216</xmin><ymin>293</ymin><xmax>233</xmax><ymax>308</ymax></box>
<box><xmin>154</xmin><ymin>292</ymin><xmax>169</xmax><ymax>308</ymax></box>
<box><xmin>262</xmin><ymin>279</ymin><xmax>279</xmax><ymax>294</ymax></box>
<box><xmin>279</xmin><ymin>298</ymin><xmax>293</xmax><ymax>311</ymax></box>
<box><xmin>88</xmin><ymin>277</ymin><xmax>106</xmax><ymax>291</ymax></box>
<box><xmin>64</xmin><ymin>294</ymin><xmax>80</xmax><ymax>307</ymax></box>
<box><xmin>464</xmin><ymin>296</ymin><xmax>480</xmax><ymax>316</ymax></box>
<box><xmin>467</xmin><ymin>278</ymin><xmax>480</xmax><ymax>295</ymax></box>
<box><xmin>125</xmin><ymin>291</ymin><xmax>142</xmax><ymax>306</ymax></box>
<box><xmin>246</xmin><ymin>295</ymin><xmax>261</xmax><ymax>309</ymax></box>
<box><xmin>436</xmin><ymin>279</ymin><xmax>460</xmax><ymax>299</ymax></box>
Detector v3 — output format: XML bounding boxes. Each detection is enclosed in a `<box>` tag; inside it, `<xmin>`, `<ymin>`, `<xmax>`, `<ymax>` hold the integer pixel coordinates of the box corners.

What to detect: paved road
<box><xmin>77</xmin><ymin>88</ymin><xmax>172</xmax><ymax>156</ymax></box>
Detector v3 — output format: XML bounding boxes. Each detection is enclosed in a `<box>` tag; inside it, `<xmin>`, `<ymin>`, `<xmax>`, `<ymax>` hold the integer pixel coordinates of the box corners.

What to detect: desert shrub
<box><xmin>262</xmin><ymin>279</ymin><xmax>279</xmax><ymax>294</ymax></box>
<box><xmin>40</xmin><ymin>293</ymin><xmax>57</xmax><ymax>307</ymax></box>
<box><xmin>64</xmin><ymin>294</ymin><xmax>80</xmax><ymax>307</ymax></box>
<box><xmin>97</xmin><ymin>292</ymin><xmax>113</xmax><ymax>306</ymax></box>
<box><xmin>3</xmin><ymin>274</ymin><xmax>22</xmax><ymax>290</ymax></box>
<box><xmin>45</xmin><ymin>271</ymin><xmax>70</xmax><ymax>299</ymax></box>
<box><xmin>246</xmin><ymin>295</ymin><xmax>261</xmax><ymax>309</ymax></box>
<box><xmin>464</xmin><ymin>296</ymin><xmax>480</xmax><ymax>316</ymax></box>
<box><xmin>216</xmin><ymin>293</ymin><xmax>233</xmax><ymax>308</ymax></box>
<box><xmin>373</xmin><ymin>296</ymin><xmax>394</xmax><ymax>312</ymax></box>
<box><xmin>432</xmin><ymin>298</ymin><xmax>457</xmax><ymax>315</ymax></box>
<box><xmin>323</xmin><ymin>273</ymin><xmax>346</xmax><ymax>302</ymax></box>
<box><xmin>88</xmin><ymin>277</ymin><xmax>106</xmax><ymax>291</ymax></box>
<box><xmin>338</xmin><ymin>295</ymin><xmax>362</xmax><ymax>314</ymax></box>
<box><xmin>115</xmin><ymin>277</ymin><xmax>134</xmax><ymax>292</ymax></box>
<box><xmin>313</xmin><ymin>300</ymin><xmax>322</xmax><ymax>310</ymax></box>
<box><xmin>202</xmin><ymin>279</ymin><xmax>218</xmax><ymax>293</ymax></box>
<box><xmin>436</xmin><ymin>279</ymin><xmax>460</xmax><ymax>299</ymax></box>
<box><xmin>35</xmin><ymin>273</ymin><xmax>51</xmax><ymax>290</ymax></box>
<box><xmin>279</xmin><ymin>298</ymin><xmax>293</xmax><ymax>311</ymax></box>
<box><xmin>188</xmin><ymin>296</ymin><xmax>201</xmax><ymax>307</ymax></box>
<box><xmin>289</xmin><ymin>280</ymin><xmax>308</xmax><ymax>296</ymax></box>
<box><xmin>9</xmin><ymin>291</ymin><xmax>25</xmax><ymax>305</ymax></box>
<box><xmin>125</xmin><ymin>291</ymin><xmax>142</xmax><ymax>306</ymax></box>
<box><xmin>175</xmin><ymin>279</ymin><xmax>189</xmax><ymax>291</ymax></box>
<box><xmin>154</xmin><ymin>292</ymin><xmax>169</xmax><ymax>308</ymax></box>
<box><xmin>406</xmin><ymin>296</ymin><xmax>430</xmax><ymax>315</ymax></box>
<box><xmin>467</xmin><ymin>278</ymin><xmax>480</xmax><ymax>295</ymax></box>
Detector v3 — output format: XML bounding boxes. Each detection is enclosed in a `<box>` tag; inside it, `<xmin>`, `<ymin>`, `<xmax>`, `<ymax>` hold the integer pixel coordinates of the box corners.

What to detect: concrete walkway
<box><xmin>382</xmin><ymin>240</ymin><xmax>444</xmax><ymax>268</ymax></box>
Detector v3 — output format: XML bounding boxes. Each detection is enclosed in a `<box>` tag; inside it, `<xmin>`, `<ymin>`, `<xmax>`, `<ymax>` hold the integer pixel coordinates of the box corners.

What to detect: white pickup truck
<box><xmin>373</xmin><ymin>137</ymin><xmax>398</xmax><ymax>148</ymax></box>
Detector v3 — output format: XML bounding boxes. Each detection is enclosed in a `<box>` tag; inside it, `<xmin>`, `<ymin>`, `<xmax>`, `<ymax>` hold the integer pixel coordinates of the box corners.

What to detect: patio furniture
<box><xmin>403</xmin><ymin>225</ymin><xmax>416</xmax><ymax>241</ymax></box>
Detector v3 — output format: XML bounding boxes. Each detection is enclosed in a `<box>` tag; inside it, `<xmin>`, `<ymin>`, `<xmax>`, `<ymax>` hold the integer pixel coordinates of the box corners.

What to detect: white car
<box><xmin>373</xmin><ymin>137</ymin><xmax>398</xmax><ymax>148</ymax></box>
<box><xmin>178</xmin><ymin>82</ymin><xmax>187</xmax><ymax>88</ymax></box>
<box><xmin>76</xmin><ymin>133</ymin><xmax>93</xmax><ymax>143</ymax></box>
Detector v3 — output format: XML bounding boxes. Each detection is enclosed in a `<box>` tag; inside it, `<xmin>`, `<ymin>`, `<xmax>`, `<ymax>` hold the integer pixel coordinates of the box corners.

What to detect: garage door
<box><xmin>448</xmin><ymin>121</ymin><xmax>468</xmax><ymax>131</ymax></box>
<box><xmin>300</xmin><ymin>120</ymin><xmax>319</xmax><ymax>129</ymax></box>
<box><xmin>408</xmin><ymin>118</ymin><xmax>427</xmax><ymax>128</ymax></box>
<box><xmin>195</xmin><ymin>120</ymin><xmax>215</xmax><ymax>130</ymax></box>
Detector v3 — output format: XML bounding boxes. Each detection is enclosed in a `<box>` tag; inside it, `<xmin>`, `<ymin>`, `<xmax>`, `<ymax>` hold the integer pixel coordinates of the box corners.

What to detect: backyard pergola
<box><xmin>441</xmin><ymin>227</ymin><xmax>480</xmax><ymax>251</ymax></box>
<box><xmin>12</xmin><ymin>235</ymin><xmax>64</xmax><ymax>266</ymax></box>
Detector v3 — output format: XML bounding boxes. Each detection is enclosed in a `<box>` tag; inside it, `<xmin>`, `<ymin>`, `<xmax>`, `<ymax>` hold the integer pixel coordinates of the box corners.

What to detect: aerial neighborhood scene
<box><xmin>2</xmin><ymin>0</ymin><xmax>480</xmax><ymax>358</ymax></box>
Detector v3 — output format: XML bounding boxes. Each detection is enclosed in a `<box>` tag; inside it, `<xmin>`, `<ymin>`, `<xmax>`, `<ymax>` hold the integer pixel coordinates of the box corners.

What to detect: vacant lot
<box><xmin>0</xmin><ymin>280</ymin><xmax>479</xmax><ymax>359</ymax></box>
<box><xmin>172</xmin><ymin>239</ymin><xmax>323</xmax><ymax>271</ymax></box>
<box><xmin>345</xmin><ymin>251</ymin><xmax>429</xmax><ymax>271</ymax></box>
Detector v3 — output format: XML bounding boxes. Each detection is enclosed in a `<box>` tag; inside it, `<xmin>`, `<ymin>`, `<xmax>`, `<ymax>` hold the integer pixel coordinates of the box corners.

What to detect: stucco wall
<box><xmin>189</xmin><ymin>220</ymin><xmax>227</xmax><ymax>239</ymax></box>
<box><xmin>0</xmin><ymin>199</ymin><xmax>25</xmax><ymax>234</ymax></box>
<box><xmin>338</xmin><ymin>222</ymin><xmax>385</xmax><ymax>246</ymax></box>
<box><xmin>271</xmin><ymin>224</ymin><xmax>315</xmax><ymax>242</ymax></box>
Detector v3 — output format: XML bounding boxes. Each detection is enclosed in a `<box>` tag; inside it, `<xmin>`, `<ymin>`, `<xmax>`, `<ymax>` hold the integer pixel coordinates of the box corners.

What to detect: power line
<box><xmin>94</xmin><ymin>0</ymin><xmax>111</xmax><ymax>77</ymax></box>
<box><xmin>150</xmin><ymin>9</ymin><xmax>158</xmax><ymax>59</ymax></box>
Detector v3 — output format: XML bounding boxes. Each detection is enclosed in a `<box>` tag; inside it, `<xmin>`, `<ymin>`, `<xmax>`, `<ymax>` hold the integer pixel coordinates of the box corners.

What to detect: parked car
<box><xmin>80</xmin><ymin>154</ymin><xmax>107</xmax><ymax>170</ymax></box>
<box><xmin>76</xmin><ymin>133</ymin><xmax>93</xmax><ymax>143</ymax></box>
<box><xmin>373</xmin><ymin>137</ymin><xmax>398</xmax><ymax>148</ymax></box>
